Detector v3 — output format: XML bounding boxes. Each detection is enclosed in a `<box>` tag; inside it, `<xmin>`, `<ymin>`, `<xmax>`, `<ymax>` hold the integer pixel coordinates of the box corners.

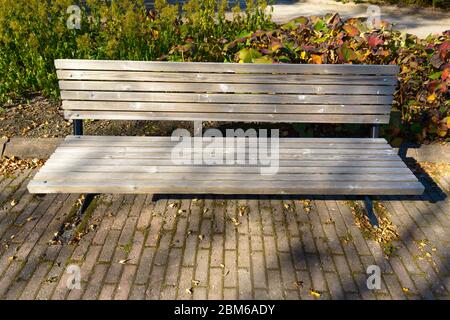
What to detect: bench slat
<box><xmin>55</xmin><ymin>60</ymin><xmax>400</xmax><ymax>75</ymax></box>
<box><xmin>48</xmin><ymin>152</ymin><xmax>401</xmax><ymax>161</ymax></box>
<box><xmin>64</xmin><ymin>110</ymin><xmax>389</xmax><ymax>123</ymax></box>
<box><xmin>62</xmin><ymin>101</ymin><xmax>391</xmax><ymax>114</ymax></box>
<box><xmin>59</xmin><ymin>81</ymin><xmax>396</xmax><ymax>95</ymax></box>
<box><xmin>57</xmin><ymin>70</ymin><xmax>398</xmax><ymax>85</ymax></box>
<box><xmin>52</xmin><ymin>146</ymin><xmax>396</xmax><ymax>155</ymax></box>
<box><xmin>34</xmin><ymin>172</ymin><xmax>418</xmax><ymax>182</ymax></box>
<box><xmin>60</xmin><ymin>141</ymin><xmax>390</xmax><ymax>149</ymax></box>
<box><xmin>27</xmin><ymin>180</ymin><xmax>423</xmax><ymax>195</ymax></box>
<box><xmin>40</xmin><ymin>159</ymin><xmax>408</xmax><ymax>168</ymax></box>
<box><xmin>64</xmin><ymin>136</ymin><xmax>389</xmax><ymax>144</ymax></box>
<box><xmin>61</xmin><ymin>91</ymin><xmax>394</xmax><ymax>105</ymax></box>
<box><xmin>38</xmin><ymin>165</ymin><xmax>411</xmax><ymax>174</ymax></box>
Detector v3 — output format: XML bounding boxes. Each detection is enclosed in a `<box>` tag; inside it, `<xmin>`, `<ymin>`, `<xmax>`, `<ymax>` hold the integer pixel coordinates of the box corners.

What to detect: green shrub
<box><xmin>0</xmin><ymin>1</ymin><xmax>448</xmax><ymax>143</ymax></box>
<box><xmin>0</xmin><ymin>0</ymin><xmax>274</xmax><ymax>102</ymax></box>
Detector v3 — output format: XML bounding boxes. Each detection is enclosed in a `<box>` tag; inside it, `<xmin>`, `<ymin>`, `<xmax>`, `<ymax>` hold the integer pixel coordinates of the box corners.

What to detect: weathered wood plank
<box><xmin>33</xmin><ymin>172</ymin><xmax>418</xmax><ymax>182</ymax></box>
<box><xmin>64</xmin><ymin>135</ymin><xmax>389</xmax><ymax>144</ymax></box>
<box><xmin>62</xmin><ymin>101</ymin><xmax>392</xmax><ymax>114</ymax></box>
<box><xmin>64</xmin><ymin>111</ymin><xmax>390</xmax><ymax>123</ymax></box>
<box><xmin>60</xmin><ymin>91</ymin><xmax>394</xmax><ymax>105</ymax></box>
<box><xmin>55</xmin><ymin>59</ymin><xmax>399</xmax><ymax>75</ymax></box>
<box><xmin>27</xmin><ymin>180</ymin><xmax>424</xmax><ymax>195</ymax></box>
<box><xmin>52</xmin><ymin>146</ymin><xmax>396</xmax><ymax>155</ymax></box>
<box><xmin>57</xmin><ymin>70</ymin><xmax>398</xmax><ymax>85</ymax></box>
<box><xmin>60</xmin><ymin>140</ymin><xmax>390</xmax><ymax>149</ymax></box>
<box><xmin>48</xmin><ymin>152</ymin><xmax>401</xmax><ymax>161</ymax></box>
<box><xmin>59</xmin><ymin>81</ymin><xmax>396</xmax><ymax>95</ymax></box>
<box><xmin>38</xmin><ymin>165</ymin><xmax>412</xmax><ymax>174</ymax></box>
<box><xmin>40</xmin><ymin>159</ymin><xmax>408</xmax><ymax>168</ymax></box>
<box><xmin>55</xmin><ymin>59</ymin><xmax>400</xmax><ymax>75</ymax></box>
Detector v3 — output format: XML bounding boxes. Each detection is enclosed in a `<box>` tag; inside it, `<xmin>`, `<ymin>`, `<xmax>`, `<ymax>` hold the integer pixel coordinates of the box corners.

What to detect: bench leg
<box><xmin>371</xmin><ymin>124</ymin><xmax>380</xmax><ymax>138</ymax></box>
<box><xmin>73</xmin><ymin>119</ymin><xmax>83</xmax><ymax>135</ymax></box>
<box><xmin>76</xmin><ymin>194</ymin><xmax>96</xmax><ymax>219</ymax></box>
<box><xmin>364</xmin><ymin>196</ymin><xmax>379</xmax><ymax>228</ymax></box>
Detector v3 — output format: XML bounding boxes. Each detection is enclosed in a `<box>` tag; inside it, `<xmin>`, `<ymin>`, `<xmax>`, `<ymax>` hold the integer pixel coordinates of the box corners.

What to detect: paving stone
<box><xmin>211</xmin><ymin>234</ymin><xmax>224</xmax><ymax>267</ymax></box>
<box><xmin>237</xmin><ymin>234</ymin><xmax>250</xmax><ymax>268</ymax></box>
<box><xmin>129</xmin><ymin>284</ymin><xmax>146</xmax><ymax>300</ymax></box>
<box><xmin>263</xmin><ymin>235</ymin><xmax>279</xmax><ymax>270</ymax></box>
<box><xmin>224</xmin><ymin>250</ymin><xmax>237</xmax><ymax>288</ymax></box>
<box><xmin>177</xmin><ymin>267</ymin><xmax>194</xmax><ymax>300</ymax></box>
<box><xmin>114</xmin><ymin>265</ymin><xmax>137</xmax><ymax>300</ymax></box>
<box><xmin>82</xmin><ymin>264</ymin><xmax>108</xmax><ymax>300</ymax></box>
<box><xmin>251</xmin><ymin>251</ymin><xmax>267</xmax><ymax>289</ymax></box>
<box><xmin>3</xmin><ymin>138</ymin><xmax>63</xmax><ymax>159</ymax></box>
<box><xmin>238</xmin><ymin>268</ymin><xmax>252</xmax><ymax>299</ymax></box>
<box><xmin>208</xmin><ymin>267</ymin><xmax>223</xmax><ymax>300</ymax></box>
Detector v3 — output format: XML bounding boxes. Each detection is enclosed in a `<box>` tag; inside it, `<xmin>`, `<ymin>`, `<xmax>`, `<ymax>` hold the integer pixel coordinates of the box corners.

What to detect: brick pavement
<box><xmin>0</xmin><ymin>167</ymin><xmax>448</xmax><ymax>300</ymax></box>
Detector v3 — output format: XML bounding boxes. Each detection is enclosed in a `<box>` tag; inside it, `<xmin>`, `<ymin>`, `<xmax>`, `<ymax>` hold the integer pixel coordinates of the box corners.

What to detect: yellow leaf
<box><xmin>309</xmin><ymin>289</ymin><xmax>321</xmax><ymax>298</ymax></box>
<box><xmin>427</xmin><ymin>93</ymin><xmax>436</xmax><ymax>103</ymax></box>
<box><xmin>311</xmin><ymin>54</ymin><xmax>322</xmax><ymax>64</ymax></box>
<box><xmin>300</xmin><ymin>51</ymin><xmax>307</xmax><ymax>60</ymax></box>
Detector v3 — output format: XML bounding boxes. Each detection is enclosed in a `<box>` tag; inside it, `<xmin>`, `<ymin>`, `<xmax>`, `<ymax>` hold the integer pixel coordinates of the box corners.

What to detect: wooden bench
<box><xmin>27</xmin><ymin>59</ymin><xmax>424</xmax><ymax>224</ymax></box>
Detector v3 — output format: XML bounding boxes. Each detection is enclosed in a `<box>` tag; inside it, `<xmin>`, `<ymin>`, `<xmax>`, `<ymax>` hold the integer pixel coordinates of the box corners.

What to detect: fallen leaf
<box><xmin>10</xmin><ymin>199</ymin><xmax>17</xmax><ymax>207</ymax></box>
<box><xmin>294</xmin><ymin>281</ymin><xmax>304</xmax><ymax>288</ymax></box>
<box><xmin>119</xmin><ymin>259</ymin><xmax>131</xmax><ymax>264</ymax></box>
<box><xmin>238</xmin><ymin>206</ymin><xmax>248</xmax><ymax>216</ymax></box>
<box><xmin>311</xmin><ymin>54</ymin><xmax>322</xmax><ymax>64</ymax></box>
<box><xmin>45</xmin><ymin>276</ymin><xmax>58</xmax><ymax>283</ymax></box>
<box><xmin>427</xmin><ymin>93</ymin><xmax>436</xmax><ymax>103</ymax></box>
<box><xmin>191</xmin><ymin>280</ymin><xmax>200</xmax><ymax>286</ymax></box>
<box><xmin>185</xmin><ymin>288</ymin><xmax>193</xmax><ymax>295</ymax></box>
<box><xmin>309</xmin><ymin>289</ymin><xmax>321</xmax><ymax>298</ymax></box>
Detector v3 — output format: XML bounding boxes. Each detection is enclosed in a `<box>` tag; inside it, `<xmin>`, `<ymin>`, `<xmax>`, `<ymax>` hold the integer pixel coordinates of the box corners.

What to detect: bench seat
<box><xmin>28</xmin><ymin>135</ymin><xmax>424</xmax><ymax>195</ymax></box>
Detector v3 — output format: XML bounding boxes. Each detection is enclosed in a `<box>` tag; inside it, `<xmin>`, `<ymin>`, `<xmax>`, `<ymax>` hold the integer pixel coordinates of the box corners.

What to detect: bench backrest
<box><xmin>56</xmin><ymin>59</ymin><xmax>399</xmax><ymax>124</ymax></box>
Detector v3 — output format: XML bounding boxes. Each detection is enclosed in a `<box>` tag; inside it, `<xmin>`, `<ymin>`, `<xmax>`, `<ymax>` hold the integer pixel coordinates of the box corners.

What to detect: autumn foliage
<box><xmin>0</xmin><ymin>0</ymin><xmax>448</xmax><ymax>143</ymax></box>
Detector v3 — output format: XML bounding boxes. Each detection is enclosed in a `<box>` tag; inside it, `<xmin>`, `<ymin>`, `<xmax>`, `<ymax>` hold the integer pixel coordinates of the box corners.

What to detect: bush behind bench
<box><xmin>0</xmin><ymin>0</ymin><xmax>448</xmax><ymax>143</ymax></box>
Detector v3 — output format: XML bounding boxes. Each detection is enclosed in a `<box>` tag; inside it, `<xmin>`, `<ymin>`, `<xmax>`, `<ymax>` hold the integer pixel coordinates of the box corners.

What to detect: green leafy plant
<box><xmin>223</xmin><ymin>14</ymin><xmax>449</xmax><ymax>143</ymax></box>
<box><xmin>0</xmin><ymin>1</ymin><xmax>448</xmax><ymax>142</ymax></box>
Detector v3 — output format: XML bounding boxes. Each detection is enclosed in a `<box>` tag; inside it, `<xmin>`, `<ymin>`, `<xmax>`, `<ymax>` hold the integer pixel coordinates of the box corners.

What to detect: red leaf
<box><xmin>440</xmin><ymin>41</ymin><xmax>450</xmax><ymax>59</ymax></box>
<box><xmin>442</xmin><ymin>68</ymin><xmax>449</xmax><ymax>81</ymax></box>
<box><xmin>368</xmin><ymin>35</ymin><xmax>383</xmax><ymax>48</ymax></box>
<box><xmin>343</xmin><ymin>24</ymin><xmax>359</xmax><ymax>37</ymax></box>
